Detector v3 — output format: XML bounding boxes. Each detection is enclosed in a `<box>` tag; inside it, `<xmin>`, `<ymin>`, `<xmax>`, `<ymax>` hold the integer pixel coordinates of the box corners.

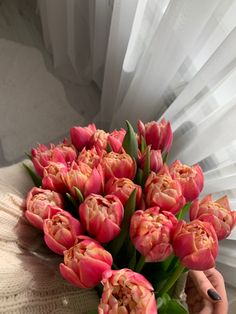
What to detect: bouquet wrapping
<box><xmin>23</xmin><ymin>119</ymin><xmax>236</xmax><ymax>314</ymax></box>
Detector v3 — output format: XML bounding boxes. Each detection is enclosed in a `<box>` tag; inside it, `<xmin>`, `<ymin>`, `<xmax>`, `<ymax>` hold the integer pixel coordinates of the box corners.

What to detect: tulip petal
<box><xmin>59</xmin><ymin>263</ymin><xmax>88</xmax><ymax>288</ymax></box>
<box><xmin>79</xmin><ymin>257</ymin><xmax>112</xmax><ymax>288</ymax></box>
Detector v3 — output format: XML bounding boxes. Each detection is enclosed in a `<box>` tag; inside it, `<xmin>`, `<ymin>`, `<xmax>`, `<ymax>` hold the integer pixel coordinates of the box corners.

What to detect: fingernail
<box><xmin>207</xmin><ymin>289</ymin><xmax>222</xmax><ymax>301</ymax></box>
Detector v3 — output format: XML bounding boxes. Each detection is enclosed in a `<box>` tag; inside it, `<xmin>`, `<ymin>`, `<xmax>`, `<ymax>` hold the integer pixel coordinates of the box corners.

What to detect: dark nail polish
<box><xmin>207</xmin><ymin>289</ymin><xmax>222</xmax><ymax>301</ymax></box>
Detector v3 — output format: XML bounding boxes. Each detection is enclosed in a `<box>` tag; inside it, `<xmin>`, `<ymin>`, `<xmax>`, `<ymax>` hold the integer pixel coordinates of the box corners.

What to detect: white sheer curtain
<box><xmin>38</xmin><ymin>0</ymin><xmax>236</xmax><ymax>310</ymax></box>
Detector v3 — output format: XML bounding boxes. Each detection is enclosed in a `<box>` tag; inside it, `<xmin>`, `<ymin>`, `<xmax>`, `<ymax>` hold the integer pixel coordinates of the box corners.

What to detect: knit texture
<box><xmin>0</xmin><ymin>161</ymin><xmax>99</xmax><ymax>313</ymax></box>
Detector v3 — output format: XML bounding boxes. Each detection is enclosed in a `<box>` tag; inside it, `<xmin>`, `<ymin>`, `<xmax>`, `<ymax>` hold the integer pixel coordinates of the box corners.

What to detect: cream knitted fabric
<box><xmin>0</xmin><ymin>161</ymin><xmax>99</xmax><ymax>314</ymax></box>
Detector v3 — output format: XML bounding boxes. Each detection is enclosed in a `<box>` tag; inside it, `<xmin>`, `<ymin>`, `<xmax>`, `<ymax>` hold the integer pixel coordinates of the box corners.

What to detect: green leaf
<box><xmin>165</xmin><ymin>299</ymin><xmax>188</xmax><ymax>314</ymax></box>
<box><xmin>74</xmin><ymin>186</ymin><xmax>84</xmax><ymax>203</ymax></box>
<box><xmin>122</xmin><ymin>120</ymin><xmax>138</xmax><ymax>160</ymax></box>
<box><xmin>66</xmin><ymin>193</ymin><xmax>77</xmax><ymax>208</ymax></box>
<box><xmin>162</xmin><ymin>152</ymin><xmax>168</xmax><ymax>164</ymax></box>
<box><xmin>156</xmin><ymin>293</ymin><xmax>171</xmax><ymax>314</ymax></box>
<box><xmin>24</xmin><ymin>152</ymin><xmax>32</xmax><ymax>160</ymax></box>
<box><xmin>142</xmin><ymin>146</ymin><xmax>150</xmax><ymax>186</ymax></box>
<box><xmin>106</xmin><ymin>143</ymin><xmax>112</xmax><ymax>153</ymax></box>
<box><xmin>108</xmin><ymin>189</ymin><xmax>137</xmax><ymax>257</ymax></box>
<box><xmin>23</xmin><ymin>163</ymin><xmax>42</xmax><ymax>187</ymax></box>
<box><xmin>176</xmin><ymin>202</ymin><xmax>191</xmax><ymax>221</ymax></box>
<box><xmin>140</xmin><ymin>135</ymin><xmax>147</xmax><ymax>153</ymax></box>
<box><xmin>135</xmin><ymin>168</ymin><xmax>143</xmax><ymax>185</ymax></box>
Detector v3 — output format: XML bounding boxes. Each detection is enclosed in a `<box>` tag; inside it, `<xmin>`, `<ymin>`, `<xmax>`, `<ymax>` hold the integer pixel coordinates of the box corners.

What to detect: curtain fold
<box><xmin>37</xmin><ymin>0</ymin><xmax>236</xmax><ymax>298</ymax></box>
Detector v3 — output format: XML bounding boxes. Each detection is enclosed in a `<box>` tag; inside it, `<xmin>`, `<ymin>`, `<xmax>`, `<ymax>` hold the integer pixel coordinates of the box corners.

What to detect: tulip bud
<box><xmin>43</xmin><ymin>208</ymin><xmax>84</xmax><ymax>255</ymax></box>
<box><xmin>89</xmin><ymin>129</ymin><xmax>109</xmax><ymax>150</ymax></box>
<box><xmin>145</xmin><ymin>164</ymin><xmax>185</xmax><ymax>214</ymax></box>
<box><xmin>60</xmin><ymin>236</ymin><xmax>112</xmax><ymax>288</ymax></box>
<box><xmin>107</xmin><ymin>128</ymin><xmax>126</xmax><ymax>153</ymax></box>
<box><xmin>62</xmin><ymin>161</ymin><xmax>104</xmax><ymax>198</ymax></box>
<box><xmin>105</xmin><ymin>177</ymin><xmax>143</xmax><ymax>207</ymax></box>
<box><xmin>138</xmin><ymin>118</ymin><xmax>173</xmax><ymax>153</ymax></box>
<box><xmin>169</xmin><ymin>160</ymin><xmax>204</xmax><ymax>201</ymax></box>
<box><xmin>101</xmin><ymin>151</ymin><xmax>136</xmax><ymax>181</ymax></box>
<box><xmin>130</xmin><ymin>207</ymin><xmax>178</xmax><ymax>262</ymax></box>
<box><xmin>42</xmin><ymin>161</ymin><xmax>68</xmax><ymax>194</ymax></box>
<box><xmin>190</xmin><ymin>195</ymin><xmax>236</xmax><ymax>240</ymax></box>
<box><xmin>25</xmin><ymin>187</ymin><xmax>64</xmax><ymax>230</ymax></box>
<box><xmin>99</xmin><ymin>268</ymin><xmax>157</xmax><ymax>314</ymax></box>
<box><xmin>77</xmin><ymin>147</ymin><xmax>104</xmax><ymax>169</ymax></box>
<box><xmin>31</xmin><ymin>144</ymin><xmax>68</xmax><ymax>177</ymax></box>
<box><xmin>79</xmin><ymin>194</ymin><xmax>124</xmax><ymax>243</ymax></box>
<box><xmin>70</xmin><ymin>123</ymin><xmax>96</xmax><ymax>151</ymax></box>
<box><xmin>172</xmin><ymin>219</ymin><xmax>218</xmax><ymax>270</ymax></box>
<box><xmin>55</xmin><ymin>139</ymin><xmax>77</xmax><ymax>167</ymax></box>
<box><xmin>139</xmin><ymin>149</ymin><xmax>163</xmax><ymax>173</ymax></box>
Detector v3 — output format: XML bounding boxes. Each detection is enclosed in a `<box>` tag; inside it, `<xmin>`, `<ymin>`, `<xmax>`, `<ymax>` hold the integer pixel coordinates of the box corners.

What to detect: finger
<box><xmin>189</xmin><ymin>270</ymin><xmax>222</xmax><ymax>303</ymax></box>
<box><xmin>199</xmin><ymin>299</ymin><xmax>213</xmax><ymax>314</ymax></box>
<box><xmin>205</xmin><ymin>269</ymin><xmax>228</xmax><ymax>314</ymax></box>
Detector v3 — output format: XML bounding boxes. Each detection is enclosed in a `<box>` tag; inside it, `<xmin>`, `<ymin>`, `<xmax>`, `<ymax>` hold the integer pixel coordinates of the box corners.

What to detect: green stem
<box><xmin>157</xmin><ymin>263</ymin><xmax>185</xmax><ymax>297</ymax></box>
<box><xmin>135</xmin><ymin>255</ymin><xmax>146</xmax><ymax>273</ymax></box>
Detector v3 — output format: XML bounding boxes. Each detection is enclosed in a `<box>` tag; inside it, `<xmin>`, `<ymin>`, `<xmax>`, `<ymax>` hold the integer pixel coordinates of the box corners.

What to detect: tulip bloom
<box><xmin>107</xmin><ymin>128</ymin><xmax>126</xmax><ymax>153</ymax></box>
<box><xmin>55</xmin><ymin>140</ymin><xmax>77</xmax><ymax>166</ymax></box>
<box><xmin>25</xmin><ymin>187</ymin><xmax>64</xmax><ymax>230</ymax></box>
<box><xmin>99</xmin><ymin>268</ymin><xmax>157</xmax><ymax>314</ymax></box>
<box><xmin>77</xmin><ymin>147</ymin><xmax>104</xmax><ymax>169</ymax></box>
<box><xmin>145</xmin><ymin>165</ymin><xmax>185</xmax><ymax>214</ymax></box>
<box><xmin>190</xmin><ymin>195</ymin><xmax>236</xmax><ymax>240</ymax></box>
<box><xmin>43</xmin><ymin>208</ymin><xmax>84</xmax><ymax>255</ymax></box>
<box><xmin>62</xmin><ymin>161</ymin><xmax>104</xmax><ymax>198</ymax></box>
<box><xmin>70</xmin><ymin>123</ymin><xmax>96</xmax><ymax>151</ymax></box>
<box><xmin>42</xmin><ymin>161</ymin><xmax>68</xmax><ymax>194</ymax></box>
<box><xmin>89</xmin><ymin>129</ymin><xmax>109</xmax><ymax>150</ymax></box>
<box><xmin>139</xmin><ymin>149</ymin><xmax>163</xmax><ymax>173</ymax></box>
<box><xmin>105</xmin><ymin>177</ymin><xmax>143</xmax><ymax>207</ymax></box>
<box><xmin>79</xmin><ymin>194</ymin><xmax>124</xmax><ymax>243</ymax></box>
<box><xmin>169</xmin><ymin>160</ymin><xmax>204</xmax><ymax>201</ymax></box>
<box><xmin>101</xmin><ymin>151</ymin><xmax>136</xmax><ymax>181</ymax></box>
<box><xmin>138</xmin><ymin>118</ymin><xmax>173</xmax><ymax>153</ymax></box>
<box><xmin>130</xmin><ymin>207</ymin><xmax>178</xmax><ymax>262</ymax></box>
<box><xmin>172</xmin><ymin>219</ymin><xmax>218</xmax><ymax>270</ymax></box>
<box><xmin>60</xmin><ymin>236</ymin><xmax>112</xmax><ymax>288</ymax></box>
<box><xmin>31</xmin><ymin>144</ymin><xmax>68</xmax><ymax>177</ymax></box>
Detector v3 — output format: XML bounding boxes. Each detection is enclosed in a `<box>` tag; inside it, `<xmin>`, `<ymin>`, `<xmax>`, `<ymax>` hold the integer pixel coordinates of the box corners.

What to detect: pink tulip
<box><xmin>79</xmin><ymin>194</ymin><xmax>124</xmax><ymax>243</ymax></box>
<box><xmin>43</xmin><ymin>208</ymin><xmax>84</xmax><ymax>255</ymax></box>
<box><xmin>139</xmin><ymin>148</ymin><xmax>163</xmax><ymax>173</ymax></box>
<box><xmin>89</xmin><ymin>129</ymin><xmax>109</xmax><ymax>150</ymax></box>
<box><xmin>25</xmin><ymin>187</ymin><xmax>64</xmax><ymax>230</ymax></box>
<box><xmin>190</xmin><ymin>195</ymin><xmax>236</xmax><ymax>240</ymax></box>
<box><xmin>138</xmin><ymin>118</ymin><xmax>173</xmax><ymax>153</ymax></box>
<box><xmin>31</xmin><ymin>144</ymin><xmax>68</xmax><ymax>177</ymax></box>
<box><xmin>145</xmin><ymin>164</ymin><xmax>186</xmax><ymax>214</ymax></box>
<box><xmin>105</xmin><ymin>177</ymin><xmax>143</xmax><ymax>208</ymax></box>
<box><xmin>101</xmin><ymin>151</ymin><xmax>136</xmax><ymax>181</ymax></box>
<box><xmin>62</xmin><ymin>161</ymin><xmax>104</xmax><ymax>198</ymax></box>
<box><xmin>172</xmin><ymin>219</ymin><xmax>218</xmax><ymax>270</ymax></box>
<box><xmin>98</xmin><ymin>268</ymin><xmax>157</xmax><ymax>314</ymax></box>
<box><xmin>169</xmin><ymin>160</ymin><xmax>204</xmax><ymax>201</ymax></box>
<box><xmin>55</xmin><ymin>139</ymin><xmax>77</xmax><ymax>166</ymax></box>
<box><xmin>77</xmin><ymin>147</ymin><xmax>104</xmax><ymax>169</ymax></box>
<box><xmin>70</xmin><ymin>123</ymin><xmax>96</xmax><ymax>151</ymax></box>
<box><xmin>130</xmin><ymin>207</ymin><xmax>178</xmax><ymax>262</ymax></box>
<box><xmin>42</xmin><ymin>162</ymin><xmax>68</xmax><ymax>194</ymax></box>
<box><xmin>60</xmin><ymin>236</ymin><xmax>112</xmax><ymax>288</ymax></box>
<box><xmin>107</xmin><ymin>128</ymin><xmax>126</xmax><ymax>153</ymax></box>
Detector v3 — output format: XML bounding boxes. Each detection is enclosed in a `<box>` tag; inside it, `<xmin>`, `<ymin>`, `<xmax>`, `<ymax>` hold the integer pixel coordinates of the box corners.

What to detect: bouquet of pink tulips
<box><xmin>23</xmin><ymin>119</ymin><xmax>236</xmax><ymax>313</ymax></box>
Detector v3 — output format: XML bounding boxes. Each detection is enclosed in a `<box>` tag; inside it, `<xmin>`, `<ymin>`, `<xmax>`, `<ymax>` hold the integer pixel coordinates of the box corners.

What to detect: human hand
<box><xmin>185</xmin><ymin>268</ymin><xmax>228</xmax><ymax>314</ymax></box>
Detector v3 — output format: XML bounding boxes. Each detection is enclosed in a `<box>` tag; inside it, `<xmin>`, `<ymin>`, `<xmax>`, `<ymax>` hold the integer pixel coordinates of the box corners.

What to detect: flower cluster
<box><xmin>24</xmin><ymin>119</ymin><xmax>236</xmax><ymax>313</ymax></box>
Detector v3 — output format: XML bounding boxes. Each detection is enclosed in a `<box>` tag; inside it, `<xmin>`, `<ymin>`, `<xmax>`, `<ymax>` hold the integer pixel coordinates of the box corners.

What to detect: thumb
<box><xmin>189</xmin><ymin>270</ymin><xmax>222</xmax><ymax>303</ymax></box>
